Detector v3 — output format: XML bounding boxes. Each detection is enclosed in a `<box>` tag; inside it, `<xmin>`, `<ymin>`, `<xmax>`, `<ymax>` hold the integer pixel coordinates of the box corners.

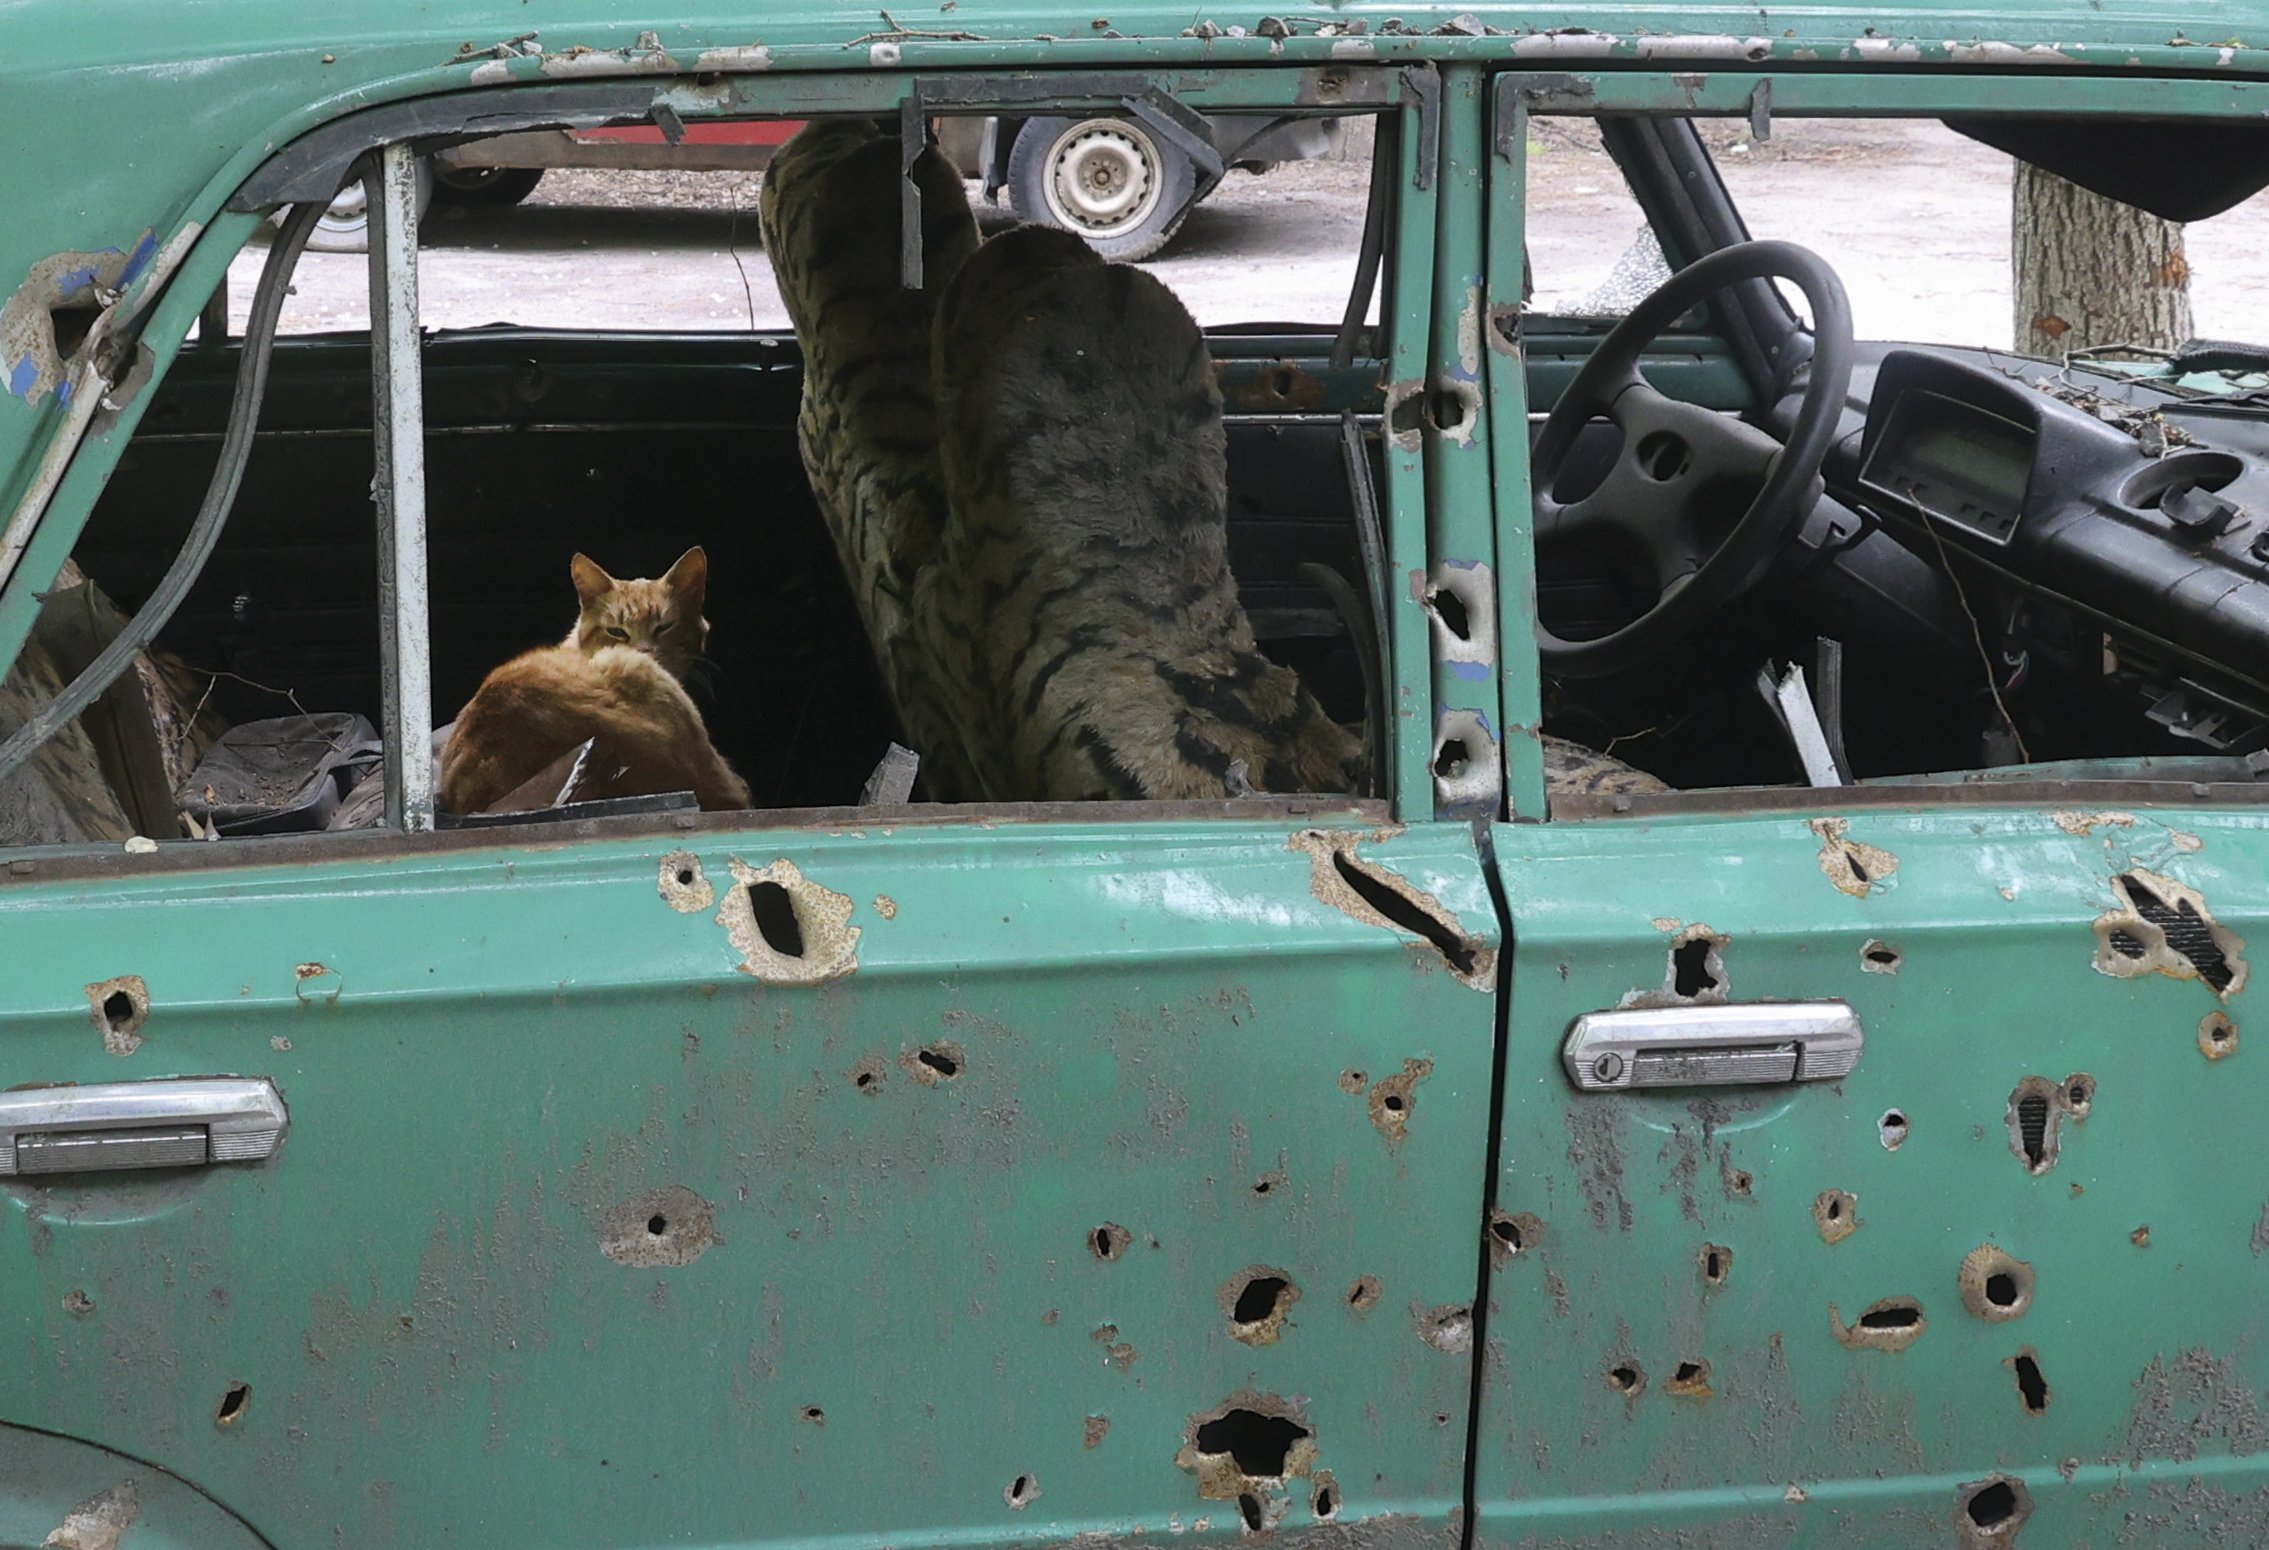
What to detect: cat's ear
<box><xmin>569</xmin><ymin>553</ymin><xmax>616</xmax><ymax>605</ymax></box>
<box><xmin>661</xmin><ymin>546</ymin><xmax>708</xmax><ymax>604</ymax></box>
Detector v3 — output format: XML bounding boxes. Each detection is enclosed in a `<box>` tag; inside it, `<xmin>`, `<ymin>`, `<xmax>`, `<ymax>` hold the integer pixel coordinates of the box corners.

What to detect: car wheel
<box><xmin>430</xmin><ymin>165</ymin><xmax>545</xmax><ymax>208</ymax></box>
<box><xmin>1007</xmin><ymin>115</ymin><xmax>1197</xmax><ymax>263</ymax></box>
<box><xmin>299</xmin><ymin>160</ymin><xmax>436</xmax><ymax>255</ymax></box>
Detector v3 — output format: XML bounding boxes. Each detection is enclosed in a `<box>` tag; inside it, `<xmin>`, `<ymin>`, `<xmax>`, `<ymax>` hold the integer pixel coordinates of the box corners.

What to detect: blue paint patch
<box><xmin>6</xmin><ymin>360</ymin><xmax>34</xmax><ymax>399</ymax></box>
<box><xmin>118</xmin><ymin>231</ymin><xmax>159</xmax><ymax>288</ymax></box>
<box><xmin>1447</xmin><ymin>660</ymin><xmax>1492</xmax><ymax>682</ymax></box>
<box><xmin>55</xmin><ymin>263</ymin><xmax>106</xmax><ymax>302</ymax></box>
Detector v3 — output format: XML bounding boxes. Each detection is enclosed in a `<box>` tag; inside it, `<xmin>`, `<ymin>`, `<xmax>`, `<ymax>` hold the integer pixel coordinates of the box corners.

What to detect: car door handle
<box><xmin>1562</xmin><ymin>1002</ymin><xmax>1862</xmax><ymax>1091</ymax></box>
<box><xmin>0</xmin><ymin>1077</ymin><xmax>288</xmax><ymax>1176</ymax></box>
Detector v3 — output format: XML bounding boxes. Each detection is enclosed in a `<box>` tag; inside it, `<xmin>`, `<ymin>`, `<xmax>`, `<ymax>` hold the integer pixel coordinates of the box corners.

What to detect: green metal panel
<box><xmin>1381</xmin><ymin>87</ymin><xmax>1445</xmax><ymax>807</ymax></box>
<box><xmin>1</xmin><ymin>816</ymin><xmax>1500</xmax><ymax>1550</ymax></box>
<box><xmin>1478</xmin><ymin>807</ymin><xmax>2269</xmax><ymax>1546</ymax></box>
<box><xmin>1483</xmin><ymin>93</ymin><xmax>1544</xmax><ymax>822</ymax></box>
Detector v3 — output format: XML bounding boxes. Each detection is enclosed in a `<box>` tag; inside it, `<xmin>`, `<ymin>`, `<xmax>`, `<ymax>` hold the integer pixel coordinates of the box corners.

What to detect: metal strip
<box><xmin>369</xmin><ymin>144</ymin><xmax>436</xmax><ymax>832</ymax></box>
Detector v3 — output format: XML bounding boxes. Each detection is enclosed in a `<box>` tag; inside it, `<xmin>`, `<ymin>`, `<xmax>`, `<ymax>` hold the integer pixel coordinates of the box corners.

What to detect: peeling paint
<box><xmin>596</xmin><ymin>1184</ymin><xmax>717</xmax><ymax>1267</ymax></box>
<box><xmin>2051</xmin><ymin>810</ymin><xmax>2135</xmax><ymax>837</ymax></box>
<box><xmin>1414</xmin><ymin>1302</ymin><xmax>1472</xmax><ymax>1353</ymax></box>
<box><xmin>1083</xmin><ymin>1415</ymin><xmax>1109</xmax><ymax>1448</ymax></box>
<box><xmin>692</xmin><ymin>44</ymin><xmax>776</xmax><ymax>69</ymax></box>
<box><xmin>41</xmin><ymin>1480</ymin><xmax>140</xmax><ymax>1550</ymax></box>
<box><xmin>872</xmin><ymin>893</ymin><xmax>898</xmax><ymax>920</ymax></box>
<box><xmin>82</xmin><ymin>973</ymin><xmax>148</xmax><ymax>1056</ymax></box>
<box><xmin>657</xmin><ymin>851</ymin><xmax>713</xmax><ymax>912</ymax></box>
<box><xmin>1831</xmin><ymin>1297</ymin><xmax>1927</xmax><ymax>1351</ymax></box>
<box><xmin>2125</xmin><ymin>1347</ymin><xmax>2269</xmax><ymax>1463</ymax></box>
<box><xmin>542</xmin><ymin>30</ymin><xmax>680</xmax><ymax>76</ymax></box>
<box><xmin>3</xmin><ymin>232</ymin><xmax>157</xmax><ymax>406</ymax></box>
<box><xmin>1287</xmin><ymin>828</ymin><xmax>1495</xmax><ymax>991</ymax></box>
<box><xmin>2093</xmin><ymin>869</ymin><xmax>2247</xmax><ymax>1000</ymax></box>
<box><xmin>1807</xmin><ymin>817</ymin><xmax>1898</xmax><ymax>898</ymax></box>
<box><xmin>717</xmin><ymin>857</ymin><xmax>860</xmax><ymax>984</ymax></box>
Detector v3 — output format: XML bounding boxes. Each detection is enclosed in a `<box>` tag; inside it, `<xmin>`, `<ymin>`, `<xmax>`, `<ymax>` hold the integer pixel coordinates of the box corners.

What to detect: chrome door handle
<box><xmin>1563</xmin><ymin>1002</ymin><xmax>1862</xmax><ymax>1091</ymax></box>
<box><xmin>0</xmin><ymin>1078</ymin><xmax>287</xmax><ymax>1176</ymax></box>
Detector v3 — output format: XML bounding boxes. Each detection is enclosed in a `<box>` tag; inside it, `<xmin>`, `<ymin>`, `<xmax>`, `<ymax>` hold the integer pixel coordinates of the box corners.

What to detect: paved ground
<box><xmin>233</xmin><ymin>117</ymin><xmax>2269</xmax><ymax>351</ymax></box>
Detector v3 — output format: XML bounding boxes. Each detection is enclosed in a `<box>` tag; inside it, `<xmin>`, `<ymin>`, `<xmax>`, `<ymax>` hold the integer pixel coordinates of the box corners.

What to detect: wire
<box><xmin>0</xmin><ymin>197</ymin><xmax>326</xmax><ymax>788</ymax></box>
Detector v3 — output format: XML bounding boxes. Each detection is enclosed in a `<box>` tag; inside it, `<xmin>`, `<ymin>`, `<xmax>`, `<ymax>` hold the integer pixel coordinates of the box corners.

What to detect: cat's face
<box><xmin>568</xmin><ymin>548</ymin><xmax>710</xmax><ymax>680</ymax></box>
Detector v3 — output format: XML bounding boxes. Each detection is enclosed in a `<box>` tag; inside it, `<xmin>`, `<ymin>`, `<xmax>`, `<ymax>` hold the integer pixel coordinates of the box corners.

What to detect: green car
<box><xmin>5</xmin><ymin>1</ymin><xmax>2268</xmax><ymax>1545</ymax></box>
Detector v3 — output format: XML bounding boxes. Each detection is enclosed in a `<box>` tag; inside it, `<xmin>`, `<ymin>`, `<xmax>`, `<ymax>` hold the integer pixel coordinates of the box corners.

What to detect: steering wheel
<box><xmin>1533</xmin><ymin>240</ymin><xmax>1854</xmax><ymax>678</ymax></box>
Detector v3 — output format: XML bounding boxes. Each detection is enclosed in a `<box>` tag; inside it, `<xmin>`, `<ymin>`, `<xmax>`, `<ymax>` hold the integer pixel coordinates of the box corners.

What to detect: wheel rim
<box><xmin>435</xmin><ymin>165</ymin><xmax>506</xmax><ymax>193</ymax></box>
<box><xmin>321</xmin><ymin>179</ymin><xmax>368</xmax><ymax>229</ymax></box>
<box><xmin>1041</xmin><ymin>120</ymin><xmax>1164</xmax><ymax>236</ymax></box>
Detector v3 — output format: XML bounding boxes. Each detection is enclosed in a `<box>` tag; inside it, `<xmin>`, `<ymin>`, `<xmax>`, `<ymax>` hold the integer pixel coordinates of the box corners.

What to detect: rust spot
<box><xmin>1287</xmin><ymin>828</ymin><xmax>1496</xmax><ymax>991</ymax></box>
<box><xmin>1175</xmin><ymin>1392</ymin><xmax>1318</xmax><ymax>1504</ymax></box>
<box><xmin>2093</xmin><ymin>869</ymin><xmax>2247</xmax><ymax>999</ymax></box>
<box><xmin>872</xmin><ymin>893</ymin><xmax>898</xmax><ymax>920</ymax></box>
<box><xmin>39</xmin><ymin>1481</ymin><xmax>140</xmax><ymax>1550</ymax></box>
<box><xmin>901</xmin><ymin>1040</ymin><xmax>964</xmax><ymax>1085</ymax></box>
<box><xmin>1664</xmin><ymin>1359</ymin><xmax>1712</xmax><ymax>1399</ymax></box>
<box><xmin>596</xmin><ymin>1185</ymin><xmax>718</xmax><ymax>1267</ymax></box>
<box><xmin>1605</xmin><ymin>1359</ymin><xmax>1646</xmax><ymax>1396</ymax></box>
<box><xmin>1089</xmin><ymin>1223</ymin><xmax>1132</xmax><ymax>1261</ymax></box>
<box><xmin>1860</xmin><ymin>939</ymin><xmax>1902</xmax><ymax>974</ymax></box>
<box><xmin>1367</xmin><ymin>1058</ymin><xmax>1432</xmax><ymax>1142</ymax></box>
<box><xmin>83</xmin><ymin>974</ymin><xmax>147</xmax><ymax>1057</ymax></box>
<box><xmin>1084</xmin><ymin>1414</ymin><xmax>1110</xmax><ymax>1448</ymax></box>
<box><xmin>1415</xmin><ymin>1302</ymin><xmax>1473</xmax><ymax>1353</ymax></box>
<box><xmin>656</xmin><ymin>850</ymin><xmax>714</xmax><ymax>911</ymax></box>
<box><xmin>214</xmin><ymin>1380</ymin><xmax>251</xmax><ymax>1426</ymax></box>
<box><xmin>1958</xmin><ymin>1245</ymin><xmax>2035</xmax><ymax>1321</ymax></box>
<box><xmin>1220</xmin><ymin>1266</ymin><xmax>1300</xmax><ymax>1346</ymax></box>
<box><xmin>1831</xmin><ymin>1296</ymin><xmax>1927</xmax><ymax>1351</ymax></box>
<box><xmin>1486</xmin><ymin>1209</ymin><xmax>1543</xmax><ymax>1265</ymax></box>
<box><xmin>717</xmin><ymin>858</ymin><xmax>860</xmax><ymax>984</ymax></box>
<box><xmin>849</xmin><ymin>1055</ymin><xmax>887</xmax><ymax>1095</ymax></box>
<box><xmin>1807</xmin><ymin>817</ymin><xmax>1899</xmax><ymax>898</ymax></box>
<box><xmin>1344</xmin><ymin>1275</ymin><xmax>1382</xmax><ymax>1313</ymax></box>
<box><xmin>2201</xmin><ymin>1012</ymin><xmax>2239</xmax><ymax>1060</ymax></box>
<box><xmin>1337</xmin><ymin>1068</ymin><xmax>1368</xmax><ymax>1095</ymax></box>
<box><xmin>1698</xmin><ymin>1242</ymin><xmax>1732</xmax><ymax>1286</ymax></box>
<box><xmin>1955</xmin><ymin>1473</ymin><xmax>2032</xmax><ymax>1546</ymax></box>
<box><xmin>1814</xmin><ymin>1189</ymin><xmax>1859</xmax><ymax>1244</ymax></box>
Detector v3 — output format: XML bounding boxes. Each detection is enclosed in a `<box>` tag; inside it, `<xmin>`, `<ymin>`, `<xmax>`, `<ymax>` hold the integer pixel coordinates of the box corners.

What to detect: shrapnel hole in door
<box><xmin>1193</xmin><ymin>1409</ymin><xmax>1312</xmax><ymax>1477</ymax></box>
<box><xmin>2011</xmin><ymin>1350</ymin><xmax>2049</xmax><ymax>1413</ymax></box>
<box><xmin>746</xmin><ymin>880</ymin><xmax>806</xmax><ymax>958</ymax></box>
<box><xmin>1672</xmin><ymin>936</ymin><xmax>1719</xmax><ymax>997</ymax></box>
<box><xmin>1233</xmin><ymin>1275</ymin><xmax>1292</xmax><ymax>1325</ymax></box>
<box><xmin>1090</xmin><ymin>1222</ymin><xmax>1132</xmax><ymax>1261</ymax></box>
<box><xmin>214</xmin><ymin>1381</ymin><xmax>250</xmax><ymax>1426</ymax></box>
<box><xmin>1237</xmin><ymin>1494</ymin><xmax>1265</xmax><ymax>1532</ymax></box>
<box><xmin>1329</xmin><ymin>851</ymin><xmax>1478</xmax><ymax>976</ymax></box>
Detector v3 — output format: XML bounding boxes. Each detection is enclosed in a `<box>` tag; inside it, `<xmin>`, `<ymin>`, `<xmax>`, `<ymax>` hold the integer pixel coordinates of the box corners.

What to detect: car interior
<box><xmin>8</xmin><ymin>99</ymin><xmax>2269</xmax><ymax>847</ymax></box>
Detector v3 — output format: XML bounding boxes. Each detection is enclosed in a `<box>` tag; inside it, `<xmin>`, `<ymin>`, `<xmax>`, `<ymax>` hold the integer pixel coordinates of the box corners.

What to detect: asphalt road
<box><xmin>230</xmin><ymin>118</ymin><xmax>2269</xmax><ymax>350</ymax></box>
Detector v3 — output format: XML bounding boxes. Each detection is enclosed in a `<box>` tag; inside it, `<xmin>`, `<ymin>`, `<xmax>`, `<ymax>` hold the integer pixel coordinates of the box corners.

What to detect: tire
<box><xmin>430</xmin><ymin>165</ymin><xmax>545</xmax><ymax>208</ymax></box>
<box><xmin>1006</xmin><ymin>115</ymin><xmax>1197</xmax><ymax>262</ymax></box>
<box><xmin>299</xmin><ymin>159</ymin><xmax>436</xmax><ymax>255</ymax></box>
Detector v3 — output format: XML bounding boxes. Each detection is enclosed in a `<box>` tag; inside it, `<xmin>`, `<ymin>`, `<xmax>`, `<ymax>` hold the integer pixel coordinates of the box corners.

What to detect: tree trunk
<box><xmin>2013</xmin><ymin>162</ymin><xmax>2192</xmax><ymax>357</ymax></box>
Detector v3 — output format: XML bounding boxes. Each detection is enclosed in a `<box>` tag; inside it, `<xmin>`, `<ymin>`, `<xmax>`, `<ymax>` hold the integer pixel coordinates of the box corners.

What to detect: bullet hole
<box><xmin>1222</xmin><ymin>1267</ymin><xmax>1301</xmax><ymax>1346</ymax></box>
<box><xmin>2094</xmin><ymin>869</ymin><xmax>2248</xmax><ymax>999</ymax></box>
<box><xmin>1878</xmin><ymin>1109</ymin><xmax>1909</xmax><ymax>1150</ymax></box>
<box><xmin>1832</xmin><ymin>1297</ymin><xmax>1927</xmax><ymax>1350</ymax></box>
<box><xmin>1671</xmin><ymin>935</ymin><xmax>1720</xmax><ymax>998</ymax></box>
<box><xmin>1485</xmin><ymin>1210</ymin><xmax>1544</xmax><ymax>1265</ymax></box>
<box><xmin>1237</xmin><ymin>1493</ymin><xmax>1265</xmax><ymax>1532</ymax></box>
<box><xmin>2061</xmin><ymin>1074</ymin><xmax>2092</xmax><ymax>1116</ymax></box>
<box><xmin>1252</xmin><ymin>1167</ymin><xmax>1287</xmax><ymax>1198</ymax></box>
<box><xmin>1418</xmin><ymin>1303</ymin><xmax>1473</xmax><ymax>1353</ymax></box>
<box><xmin>1699</xmin><ymin>1243</ymin><xmax>1731</xmax><ymax>1286</ymax></box>
<box><xmin>1366</xmin><ymin>1058</ymin><xmax>1432</xmax><ymax>1142</ymax></box>
<box><xmin>1329</xmin><ymin>850</ymin><xmax>1479</xmax><ymax>977</ymax></box>
<box><xmin>1310</xmin><ymin>1473</ymin><xmax>1339</xmax><ymax>1521</ymax></box>
<box><xmin>1730</xmin><ymin>1169</ymin><xmax>1753</xmax><ymax>1198</ymax></box>
<box><xmin>657</xmin><ymin>851</ymin><xmax>714</xmax><ymax>912</ymax></box>
<box><xmin>599</xmin><ymin>1185</ymin><xmax>718</xmax><ymax>1267</ymax></box>
<box><xmin>647</xmin><ymin>1215</ymin><xmax>667</xmax><ymax>1235</ymax></box>
<box><xmin>1845</xmin><ymin>850</ymin><xmax>1871</xmax><ymax>883</ymax></box>
<box><xmin>1959</xmin><ymin>1245</ymin><xmax>2035</xmax><ymax>1322</ymax></box>
<box><xmin>1389</xmin><ymin>389</ymin><xmax>1427</xmax><ymax>436</ymax></box>
<box><xmin>2010</xmin><ymin>1349</ymin><xmax>2049</xmax><ymax>1413</ymax></box>
<box><xmin>849</xmin><ymin>1055</ymin><xmax>886</xmax><ymax>1095</ymax></box>
<box><xmin>1809</xmin><ymin>817</ymin><xmax>1899</xmax><ymax>898</ymax></box>
<box><xmin>1345</xmin><ymin>1275</ymin><xmax>1382</xmax><ymax>1313</ymax></box>
<box><xmin>902</xmin><ymin>1039</ymin><xmax>966</xmax><ymax>1085</ymax></box>
<box><xmin>746</xmin><ymin>880</ymin><xmax>806</xmax><ymax>958</ymax></box>
<box><xmin>800</xmin><ymin>1406</ymin><xmax>825</xmax><ymax>1425</ymax></box>
<box><xmin>1090</xmin><ymin>1222</ymin><xmax>1132</xmax><ymax>1261</ymax></box>
<box><xmin>1084</xmin><ymin>1415</ymin><xmax>1110</xmax><ymax>1449</ymax></box>
<box><xmin>2201</xmin><ymin>1012</ymin><xmax>2239</xmax><ymax>1060</ymax></box>
<box><xmin>1433</xmin><ymin>738</ymin><xmax>1471</xmax><ymax>780</ymax></box>
<box><xmin>1955</xmin><ymin>1474</ymin><xmax>2032</xmax><ymax>1546</ymax></box>
<box><xmin>2006</xmin><ymin>1075</ymin><xmax>2076</xmax><ymax>1175</ymax></box>
<box><xmin>1004</xmin><ymin>1474</ymin><xmax>1039</xmax><ymax>1510</ymax></box>
<box><xmin>1338</xmin><ymin>1069</ymin><xmax>1368</xmax><ymax>1094</ymax></box>
<box><xmin>215</xmin><ymin>1381</ymin><xmax>250</xmax><ymax>1426</ymax></box>
<box><xmin>1665</xmin><ymin>1360</ymin><xmax>1712</xmax><ymax>1398</ymax></box>
<box><xmin>1860</xmin><ymin>940</ymin><xmax>1902</xmax><ymax>974</ymax></box>
<box><xmin>1194</xmin><ymin>1408</ymin><xmax>1313</xmax><ymax>1479</ymax></box>
<box><xmin>62</xmin><ymin>1289</ymin><xmax>94</xmax><ymax>1316</ymax></box>
<box><xmin>676</xmin><ymin>867</ymin><xmax>694</xmax><ymax>886</ymax></box>
<box><xmin>1606</xmin><ymin>1361</ymin><xmax>1645</xmax><ymax>1396</ymax></box>
<box><xmin>1429</xmin><ymin>585</ymin><xmax>1471</xmax><ymax>641</ymax></box>
<box><xmin>1814</xmin><ymin>1189</ymin><xmax>1859</xmax><ymax>1245</ymax></box>
<box><xmin>83</xmin><ymin>974</ymin><xmax>150</xmax><ymax>1056</ymax></box>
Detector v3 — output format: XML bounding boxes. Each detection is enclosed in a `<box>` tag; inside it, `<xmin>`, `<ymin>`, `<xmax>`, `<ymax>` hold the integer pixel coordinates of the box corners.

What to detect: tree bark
<box><xmin>2013</xmin><ymin>162</ymin><xmax>2192</xmax><ymax>357</ymax></box>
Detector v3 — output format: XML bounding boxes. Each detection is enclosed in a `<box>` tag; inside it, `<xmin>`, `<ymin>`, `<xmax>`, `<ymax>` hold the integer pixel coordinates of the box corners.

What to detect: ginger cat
<box><xmin>438</xmin><ymin>548</ymin><xmax>751</xmax><ymax>815</ymax></box>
